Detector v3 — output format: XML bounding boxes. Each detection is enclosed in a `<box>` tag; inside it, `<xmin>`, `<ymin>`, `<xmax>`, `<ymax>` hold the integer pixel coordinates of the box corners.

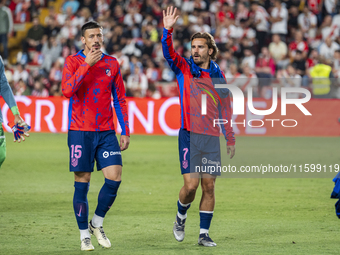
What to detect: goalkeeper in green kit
<box><xmin>0</xmin><ymin>56</ymin><xmax>31</xmax><ymax>167</ymax></box>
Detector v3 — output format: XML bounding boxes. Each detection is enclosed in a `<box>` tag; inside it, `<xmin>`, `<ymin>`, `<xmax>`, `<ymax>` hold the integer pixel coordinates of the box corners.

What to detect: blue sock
<box><xmin>177</xmin><ymin>200</ymin><xmax>191</xmax><ymax>215</ymax></box>
<box><xmin>95</xmin><ymin>178</ymin><xmax>121</xmax><ymax>217</ymax></box>
<box><xmin>73</xmin><ymin>182</ymin><xmax>90</xmax><ymax>230</ymax></box>
<box><xmin>200</xmin><ymin>211</ymin><xmax>213</xmax><ymax>232</ymax></box>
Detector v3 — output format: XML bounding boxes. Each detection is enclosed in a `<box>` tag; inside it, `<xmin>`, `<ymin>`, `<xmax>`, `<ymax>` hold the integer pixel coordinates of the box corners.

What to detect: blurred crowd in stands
<box><xmin>1</xmin><ymin>0</ymin><xmax>340</xmax><ymax>99</ymax></box>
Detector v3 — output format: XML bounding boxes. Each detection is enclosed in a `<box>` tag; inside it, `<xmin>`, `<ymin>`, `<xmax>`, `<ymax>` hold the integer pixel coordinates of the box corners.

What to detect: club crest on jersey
<box><xmin>106</xmin><ymin>69</ymin><xmax>111</xmax><ymax>77</ymax></box>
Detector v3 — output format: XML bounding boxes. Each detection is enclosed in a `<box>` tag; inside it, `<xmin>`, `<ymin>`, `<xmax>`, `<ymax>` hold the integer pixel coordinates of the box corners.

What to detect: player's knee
<box><xmin>185</xmin><ymin>184</ymin><xmax>199</xmax><ymax>196</ymax></box>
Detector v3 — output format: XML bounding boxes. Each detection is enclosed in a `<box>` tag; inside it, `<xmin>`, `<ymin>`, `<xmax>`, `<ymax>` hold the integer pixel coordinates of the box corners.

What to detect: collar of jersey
<box><xmin>76</xmin><ymin>49</ymin><xmax>106</xmax><ymax>60</ymax></box>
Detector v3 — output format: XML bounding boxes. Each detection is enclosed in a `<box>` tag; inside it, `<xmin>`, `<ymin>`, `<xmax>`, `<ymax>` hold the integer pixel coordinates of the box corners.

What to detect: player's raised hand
<box><xmin>163</xmin><ymin>6</ymin><xmax>179</xmax><ymax>30</ymax></box>
<box><xmin>227</xmin><ymin>145</ymin><xmax>235</xmax><ymax>159</ymax></box>
<box><xmin>85</xmin><ymin>47</ymin><xmax>102</xmax><ymax>67</ymax></box>
<box><xmin>120</xmin><ymin>135</ymin><xmax>130</xmax><ymax>151</ymax></box>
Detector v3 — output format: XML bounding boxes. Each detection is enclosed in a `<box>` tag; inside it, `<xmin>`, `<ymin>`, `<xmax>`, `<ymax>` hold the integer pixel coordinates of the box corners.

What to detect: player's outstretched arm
<box><xmin>163</xmin><ymin>6</ymin><xmax>179</xmax><ymax>30</ymax></box>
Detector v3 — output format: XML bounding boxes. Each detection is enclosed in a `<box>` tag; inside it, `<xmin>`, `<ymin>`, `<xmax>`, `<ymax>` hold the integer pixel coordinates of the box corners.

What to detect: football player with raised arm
<box><xmin>61</xmin><ymin>21</ymin><xmax>130</xmax><ymax>251</ymax></box>
<box><xmin>162</xmin><ymin>7</ymin><xmax>236</xmax><ymax>246</ymax></box>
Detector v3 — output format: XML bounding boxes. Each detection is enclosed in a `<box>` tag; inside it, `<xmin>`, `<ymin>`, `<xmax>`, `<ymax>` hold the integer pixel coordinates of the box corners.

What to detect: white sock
<box><xmin>200</xmin><ymin>229</ymin><xmax>209</xmax><ymax>235</ymax></box>
<box><xmin>178</xmin><ymin>200</ymin><xmax>191</xmax><ymax>207</ymax></box>
<box><xmin>91</xmin><ymin>213</ymin><xmax>104</xmax><ymax>228</ymax></box>
<box><xmin>80</xmin><ymin>229</ymin><xmax>91</xmax><ymax>241</ymax></box>
<box><xmin>177</xmin><ymin>211</ymin><xmax>187</xmax><ymax>220</ymax></box>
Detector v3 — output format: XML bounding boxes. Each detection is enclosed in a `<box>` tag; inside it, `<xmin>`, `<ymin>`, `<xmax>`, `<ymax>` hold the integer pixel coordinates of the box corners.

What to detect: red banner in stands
<box><xmin>1</xmin><ymin>96</ymin><xmax>339</xmax><ymax>136</ymax></box>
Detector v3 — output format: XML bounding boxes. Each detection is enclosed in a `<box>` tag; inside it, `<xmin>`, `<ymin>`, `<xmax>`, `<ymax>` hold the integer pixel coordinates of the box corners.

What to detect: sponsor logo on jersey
<box><xmin>103</xmin><ymin>151</ymin><xmax>121</xmax><ymax>158</ymax></box>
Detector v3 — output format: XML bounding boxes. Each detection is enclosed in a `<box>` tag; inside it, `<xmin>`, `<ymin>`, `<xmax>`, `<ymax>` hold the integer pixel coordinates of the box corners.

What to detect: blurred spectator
<box><xmin>191</xmin><ymin>16</ymin><xmax>211</xmax><ymax>33</ymax></box>
<box><xmin>309</xmin><ymin>58</ymin><xmax>333</xmax><ymax>98</ymax></box>
<box><xmin>269</xmin><ymin>0</ymin><xmax>288</xmax><ymax>41</ymax></box>
<box><xmin>216</xmin><ymin>18</ymin><xmax>239</xmax><ymax>43</ymax></box>
<box><xmin>235</xmin><ymin>2</ymin><xmax>249</xmax><ymax>26</ymax></box>
<box><xmin>277</xmin><ymin>64</ymin><xmax>302</xmax><ymax>98</ymax></box>
<box><xmin>49</xmin><ymin>58</ymin><xmax>64</xmax><ymax>83</ymax></box>
<box><xmin>63</xmin><ymin>0</ymin><xmax>80</xmax><ymax>14</ymax></box>
<box><xmin>49</xmin><ymin>82</ymin><xmax>63</xmax><ymax>97</ymax></box>
<box><xmin>72</xmin><ymin>7</ymin><xmax>93</xmax><ymax>29</ymax></box>
<box><xmin>333</xmin><ymin>49</ymin><xmax>340</xmax><ymax>77</ymax></box>
<box><xmin>57</xmin><ymin>6</ymin><xmax>74</xmax><ymax>27</ymax></box>
<box><xmin>44</xmin><ymin>16</ymin><xmax>61</xmax><ymax>39</ymax></box>
<box><xmin>241</xmin><ymin>48</ymin><xmax>256</xmax><ymax>70</ymax></box>
<box><xmin>239</xmin><ymin>18</ymin><xmax>256</xmax><ymax>45</ymax></box>
<box><xmin>292</xmin><ymin>50</ymin><xmax>307</xmax><ymax>76</ymax></box>
<box><xmin>31</xmin><ymin>78</ymin><xmax>49</xmax><ymax>97</ymax></box>
<box><xmin>306</xmin><ymin>49</ymin><xmax>319</xmax><ymax>70</ymax></box>
<box><xmin>44</xmin><ymin>6</ymin><xmax>58</xmax><ymax>24</ymax></box>
<box><xmin>15</xmin><ymin>78</ymin><xmax>30</xmax><ymax>96</ymax></box>
<box><xmin>225</xmin><ymin>63</ymin><xmax>241</xmax><ymax>83</ymax></box>
<box><xmin>319</xmin><ymin>37</ymin><xmax>340</xmax><ymax>59</ymax></box>
<box><xmin>146</xmin><ymin>81</ymin><xmax>161</xmax><ymax>99</ymax></box>
<box><xmin>324</xmin><ymin>0</ymin><xmax>337</xmax><ymax>16</ymax></box>
<box><xmin>250</xmin><ymin>1</ymin><xmax>269</xmax><ymax>49</ymax></box>
<box><xmin>145</xmin><ymin>59</ymin><xmax>160</xmax><ymax>83</ymax></box>
<box><xmin>40</xmin><ymin>35</ymin><xmax>62</xmax><ymax>73</ymax></box>
<box><xmin>320</xmin><ymin>15</ymin><xmax>338</xmax><ymax>41</ymax></box>
<box><xmin>289</xmin><ymin>30</ymin><xmax>309</xmax><ymax>59</ymax></box>
<box><xmin>219</xmin><ymin>50</ymin><xmax>238</xmax><ymax>73</ymax></box>
<box><xmin>111</xmin><ymin>5</ymin><xmax>125</xmax><ymax>23</ymax></box>
<box><xmin>126</xmin><ymin>66</ymin><xmax>148</xmax><ymax>97</ymax></box>
<box><xmin>122</xmin><ymin>39</ymin><xmax>142</xmax><ymax>57</ymax></box>
<box><xmin>124</xmin><ymin>6</ymin><xmax>142</xmax><ymax>38</ymax></box>
<box><xmin>79</xmin><ymin>0</ymin><xmax>96</xmax><ymax>16</ymax></box>
<box><xmin>234</xmin><ymin>64</ymin><xmax>259</xmax><ymax>97</ymax></box>
<box><xmin>0</xmin><ymin>0</ymin><xmax>13</xmax><ymax>63</ymax></box>
<box><xmin>22</xmin><ymin>16</ymin><xmax>45</xmax><ymax>63</ymax></box>
<box><xmin>298</xmin><ymin>5</ymin><xmax>317</xmax><ymax>40</ymax></box>
<box><xmin>255</xmin><ymin>47</ymin><xmax>276</xmax><ymax>77</ymax></box>
<box><xmin>111</xmin><ymin>47</ymin><xmax>130</xmax><ymax>78</ymax></box>
<box><xmin>217</xmin><ymin>2</ymin><xmax>234</xmax><ymax>24</ymax></box>
<box><xmin>269</xmin><ymin>34</ymin><xmax>288</xmax><ymax>69</ymax></box>
<box><xmin>60</xmin><ymin>17</ymin><xmax>77</xmax><ymax>42</ymax></box>
<box><xmin>13</xmin><ymin>64</ymin><xmax>29</xmax><ymax>84</ymax></box>
<box><xmin>96</xmin><ymin>0</ymin><xmax>109</xmax><ymax>18</ymax></box>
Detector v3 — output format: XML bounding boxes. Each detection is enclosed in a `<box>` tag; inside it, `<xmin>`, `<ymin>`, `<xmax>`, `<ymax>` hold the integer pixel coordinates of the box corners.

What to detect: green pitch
<box><xmin>0</xmin><ymin>133</ymin><xmax>339</xmax><ymax>254</ymax></box>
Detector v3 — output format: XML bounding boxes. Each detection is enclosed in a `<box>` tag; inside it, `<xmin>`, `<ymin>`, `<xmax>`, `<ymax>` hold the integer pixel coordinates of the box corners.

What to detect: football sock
<box><xmin>199</xmin><ymin>211</ymin><xmax>214</xmax><ymax>234</ymax></box>
<box><xmin>94</xmin><ymin>178</ymin><xmax>121</xmax><ymax>218</ymax></box>
<box><xmin>91</xmin><ymin>214</ymin><xmax>104</xmax><ymax>228</ymax></box>
<box><xmin>80</xmin><ymin>229</ymin><xmax>91</xmax><ymax>241</ymax></box>
<box><xmin>177</xmin><ymin>199</ymin><xmax>191</xmax><ymax>217</ymax></box>
<box><xmin>73</xmin><ymin>182</ymin><xmax>90</xmax><ymax>230</ymax></box>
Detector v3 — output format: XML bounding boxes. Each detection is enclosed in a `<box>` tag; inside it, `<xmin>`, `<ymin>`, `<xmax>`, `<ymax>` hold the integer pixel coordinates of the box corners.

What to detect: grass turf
<box><xmin>0</xmin><ymin>133</ymin><xmax>339</xmax><ymax>254</ymax></box>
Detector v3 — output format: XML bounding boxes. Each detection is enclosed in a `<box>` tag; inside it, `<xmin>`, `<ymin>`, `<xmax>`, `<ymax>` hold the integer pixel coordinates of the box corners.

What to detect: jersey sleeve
<box><xmin>161</xmin><ymin>28</ymin><xmax>187</xmax><ymax>76</ymax></box>
<box><xmin>61</xmin><ymin>56</ymin><xmax>91</xmax><ymax>98</ymax></box>
<box><xmin>0</xmin><ymin>57</ymin><xmax>19</xmax><ymax>116</ymax></box>
<box><xmin>112</xmin><ymin>63</ymin><xmax>130</xmax><ymax>136</ymax></box>
<box><xmin>219</xmin><ymin>72</ymin><xmax>235</xmax><ymax>146</ymax></box>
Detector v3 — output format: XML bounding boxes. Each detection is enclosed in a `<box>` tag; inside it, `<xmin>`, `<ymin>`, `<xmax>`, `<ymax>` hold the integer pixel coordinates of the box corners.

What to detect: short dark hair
<box><xmin>81</xmin><ymin>21</ymin><xmax>102</xmax><ymax>37</ymax></box>
<box><xmin>190</xmin><ymin>32</ymin><xmax>219</xmax><ymax>60</ymax></box>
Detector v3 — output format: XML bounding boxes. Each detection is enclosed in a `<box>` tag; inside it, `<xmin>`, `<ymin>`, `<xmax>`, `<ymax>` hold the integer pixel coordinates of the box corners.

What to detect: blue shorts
<box><xmin>67</xmin><ymin>130</ymin><xmax>122</xmax><ymax>172</ymax></box>
<box><xmin>178</xmin><ymin>128</ymin><xmax>221</xmax><ymax>176</ymax></box>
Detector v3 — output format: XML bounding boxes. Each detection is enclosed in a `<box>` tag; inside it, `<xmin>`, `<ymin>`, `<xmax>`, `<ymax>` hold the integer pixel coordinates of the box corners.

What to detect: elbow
<box><xmin>62</xmin><ymin>89</ymin><xmax>72</xmax><ymax>98</ymax></box>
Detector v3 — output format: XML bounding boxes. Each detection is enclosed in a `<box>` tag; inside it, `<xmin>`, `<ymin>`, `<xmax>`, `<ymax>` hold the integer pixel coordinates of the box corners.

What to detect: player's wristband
<box><xmin>10</xmin><ymin>106</ymin><xmax>20</xmax><ymax>116</ymax></box>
